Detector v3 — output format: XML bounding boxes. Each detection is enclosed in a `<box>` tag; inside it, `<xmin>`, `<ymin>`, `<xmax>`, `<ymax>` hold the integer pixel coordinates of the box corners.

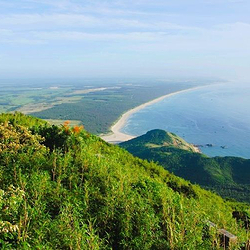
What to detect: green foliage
<box><xmin>32</xmin><ymin>124</ymin><xmax>70</xmax><ymax>151</ymax></box>
<box><xmin>0</xmin><ymin>186</ymin><xmax>24</xmax><ymax>248</ymax></box>
<box><xmin>0</xmin><ymin>112</ymin><xmax>46</xmax><ymax>128</ymax></box>
<box><xmin>120</xmin><ymin>129</ymin><xmax>250</xmax><ymax>203</ymax></box>
<box><xmin>0</xmin><ymin>114</ymin><xmax>249</xmax><ymax>249</ymax></box>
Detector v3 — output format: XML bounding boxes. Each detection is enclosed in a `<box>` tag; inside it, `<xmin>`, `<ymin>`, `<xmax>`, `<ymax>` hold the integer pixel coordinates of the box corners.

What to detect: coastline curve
<box><xmin>100</xmin><ymin>85</ymin><xmax>207</xmax><ymax>144</ymax></box>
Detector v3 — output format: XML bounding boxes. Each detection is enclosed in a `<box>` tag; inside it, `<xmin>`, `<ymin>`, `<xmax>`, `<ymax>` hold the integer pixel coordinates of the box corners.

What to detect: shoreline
<box><xmin>100</xmin><ymin>85</ymin><xmax>204</xmax><ymax>144</ymax></box>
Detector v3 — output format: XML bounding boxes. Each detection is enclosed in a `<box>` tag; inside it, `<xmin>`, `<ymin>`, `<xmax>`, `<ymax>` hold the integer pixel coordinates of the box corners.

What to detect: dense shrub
<box><xmin>0</xmin><ymin>113</ymin><xmax>249</xmax><ymax>249</ymax></box>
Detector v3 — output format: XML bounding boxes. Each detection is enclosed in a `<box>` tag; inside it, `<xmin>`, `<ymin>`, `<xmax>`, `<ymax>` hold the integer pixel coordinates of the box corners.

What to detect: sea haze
<box><xmin>122</xmin><ymin>82</ymin><xmax>250</xmax><ymax>159</ymax></box>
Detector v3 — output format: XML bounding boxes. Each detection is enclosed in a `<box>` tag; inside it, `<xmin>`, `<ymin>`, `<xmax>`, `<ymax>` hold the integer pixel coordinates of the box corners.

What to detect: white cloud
<box><xmin>0</xmin><ymin>28</ymin><xmax>45</xmax><ymax>44</ymax></box>
<box><xmin>23</xmin><ymin>0</ymin><xmax>77</xmax><ymax>10</ymax></box>
<box><xmin>1</xmin><ymin>20</ymin><xmax>249</xmax><ymax>51</ymax></box>
<box><xmin>0</xmin><ymin>14</ymin><xmax>101</xmax><ymax>28</ymax></box>
<box><xmin>204</xmin><ymin>0</ymin><xmax>246</xmax><ymax>3</ymax></box>
<box><xmin>0</xmin><ymin>28</ymin><xmax>14</xmax><ymax>36</ymax></box>
<box><xmin>32</xmin><ymin>31</ymin><xmax>165</xmax><ymax>42</ymax></box>
<box><xmin>0</xmin><ymin>10</ymin><xmax>205</xmax><ymax>36</ymax></box>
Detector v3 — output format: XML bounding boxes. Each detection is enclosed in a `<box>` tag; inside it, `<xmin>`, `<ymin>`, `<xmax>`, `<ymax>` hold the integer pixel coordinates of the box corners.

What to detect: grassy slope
<box><xmin>120</xmin><ymin>129</ymin><xmax>250</xmax><ymax>203</ymax></box>
<box><xmin>0</xmin><ymin>113</ymin><xmax>249</xmax><ymax>249</ymax></box>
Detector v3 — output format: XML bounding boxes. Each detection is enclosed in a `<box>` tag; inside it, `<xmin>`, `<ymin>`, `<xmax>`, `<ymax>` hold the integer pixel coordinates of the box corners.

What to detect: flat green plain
<box><xmin>0</xmin><ymin>80</ymin><xmax>212</xmax><ymax>134</ymax></box>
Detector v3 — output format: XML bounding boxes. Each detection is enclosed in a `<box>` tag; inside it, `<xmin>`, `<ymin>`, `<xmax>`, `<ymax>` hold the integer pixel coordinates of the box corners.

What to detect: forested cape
<box><xmin>120</xmin><ymin>129</ymin><xmax>250</xmax><ymax>203</ymax></box>
<box><xmin>0</xmin><ymin>113</ymin><xmax>249</xmax><ymax>249</ymax></box>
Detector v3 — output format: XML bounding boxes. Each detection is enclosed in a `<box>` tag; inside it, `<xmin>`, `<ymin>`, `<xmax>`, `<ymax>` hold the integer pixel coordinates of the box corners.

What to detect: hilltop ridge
<box><xmin>124</xmin><ymin>129</ymin><xmax>199</xmax><ymax>152</ymax></box>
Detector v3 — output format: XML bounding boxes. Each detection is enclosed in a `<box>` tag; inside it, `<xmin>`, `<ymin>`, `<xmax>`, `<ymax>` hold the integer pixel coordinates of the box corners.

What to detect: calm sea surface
<box><xmin>122</xmin><ymin>82</ymin><xmax>250</xmax><ymax>158</ymax></box>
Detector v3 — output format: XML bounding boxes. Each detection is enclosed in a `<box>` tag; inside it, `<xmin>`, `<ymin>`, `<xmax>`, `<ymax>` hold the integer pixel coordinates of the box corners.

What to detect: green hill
<box><xmin>121</xmin><ymin>129</ymin><xmax>199</xmax><ymax>152</ymax></box>
<box><xmin>0</xmin><ymin>114</ymin><xmax>249</xmax><ymax>249</ymax></box>
<box><xmin>120</xmin><ymin>129</ymin><xmax>250</xmax><ymax>203</ymax></box>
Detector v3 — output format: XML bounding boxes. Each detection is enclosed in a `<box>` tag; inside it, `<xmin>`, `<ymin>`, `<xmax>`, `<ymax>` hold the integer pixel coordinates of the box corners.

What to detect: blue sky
<box><xmin>0</xmin><ymin>0</ymin><xmax>249</xmax><ymax>80</ymax></box>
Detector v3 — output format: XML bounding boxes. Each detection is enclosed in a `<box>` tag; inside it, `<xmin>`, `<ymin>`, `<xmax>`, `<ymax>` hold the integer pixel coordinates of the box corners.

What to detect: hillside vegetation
<box><xmin>120</xmin><ymin>129</ymin><xmax>250</xmax><ymax>203</ymax></box>
<box><xmin>0</xmin><ymin>113</ymin><xmax>249</xmax><ymax>249</ymax></box>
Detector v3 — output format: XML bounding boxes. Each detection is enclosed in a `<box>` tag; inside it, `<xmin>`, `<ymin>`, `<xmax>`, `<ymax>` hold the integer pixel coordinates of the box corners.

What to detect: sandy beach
<box><xmin>100</xmin><ymin>86</ymin><xmax>202</xmax><ymax>144</ymax></box>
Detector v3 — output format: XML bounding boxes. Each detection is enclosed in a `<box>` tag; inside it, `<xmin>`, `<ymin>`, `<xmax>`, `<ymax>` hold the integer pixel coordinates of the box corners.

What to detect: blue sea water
<box><xmin>122</xmin><ymin>82</ymin><xmax>250</xmax><ymax>159</ymax></box>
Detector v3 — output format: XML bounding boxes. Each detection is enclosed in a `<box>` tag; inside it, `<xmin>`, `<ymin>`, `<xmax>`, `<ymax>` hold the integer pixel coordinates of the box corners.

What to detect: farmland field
<box><xmin>0</xmin><ymin>79</ymin><xmax>211</xmax><ymax>134</ymax></box>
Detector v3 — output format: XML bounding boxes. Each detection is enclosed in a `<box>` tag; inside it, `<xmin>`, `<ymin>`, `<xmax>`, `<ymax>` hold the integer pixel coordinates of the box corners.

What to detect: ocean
<box><xmin>121</xmin><ymin>82</ymin><xmax>250</xmax><ymax>159</ymax></box>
